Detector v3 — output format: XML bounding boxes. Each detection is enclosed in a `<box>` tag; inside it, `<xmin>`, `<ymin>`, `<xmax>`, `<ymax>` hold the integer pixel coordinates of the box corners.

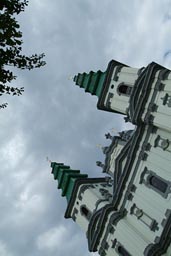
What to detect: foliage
<box><xmin>0</xmin><ymin>0</ymin><xmax>46</xmax><ymax>108</ymax></box>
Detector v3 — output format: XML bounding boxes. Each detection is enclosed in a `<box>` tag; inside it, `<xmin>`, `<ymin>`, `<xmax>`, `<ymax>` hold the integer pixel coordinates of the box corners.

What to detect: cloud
<box><xmin>36</xmin><ymin>224</ymin><xmax>94</xmax><ymax>256</ymax></box>
<box><xmin>0</xmin><ymin>1</ymin><xmax>170</xmax><ymax>256</ymax></box>
<box><xmin>0</xmin><ymin>241</ymin><xmax>12</xmax><ymax>256</ymax></box>
<box><xmin>1</xmin><ymin>133</ymin><xmax>26</xmax><ymax>168</ymax></box>
<box><xmin>37</xmin><ymin>225</ymin><xmax>67</xmax><ymax>251</ymax></box>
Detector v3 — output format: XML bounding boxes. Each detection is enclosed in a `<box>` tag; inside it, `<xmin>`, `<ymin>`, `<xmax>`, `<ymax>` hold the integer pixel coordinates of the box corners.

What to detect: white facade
<box><xmin>66</xmin><ymin>61</ymin><xmax>171</xmax><ymax>256</ymax></box>
<box><xmin>97</xmin><ymin>125</ymin><xmax>171</xmax><ymax>256</ymax></box>
<box><xmin>70</xmin><ymin>182</ymin><xmax>113</xmax><ymax>233</ymax></box>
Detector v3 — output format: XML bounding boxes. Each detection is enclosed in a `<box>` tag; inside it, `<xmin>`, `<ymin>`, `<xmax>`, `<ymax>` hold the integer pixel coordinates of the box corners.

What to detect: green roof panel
<box><xmin>51</xmin><ymin>162</ymin><xmax>88</xmax><ymax>202</ymax></box>
<box><xmin>73</xmin><ymin>69</ymin><xmax>106</xmax><ymax>98</ymax></box>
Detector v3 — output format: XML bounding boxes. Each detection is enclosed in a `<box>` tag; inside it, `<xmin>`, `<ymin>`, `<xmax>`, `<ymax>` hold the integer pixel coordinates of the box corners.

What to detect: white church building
<box><xmin>51</xmin><ymin>60</ymin><xmax>171</xmax><ymax>256</ymax></box>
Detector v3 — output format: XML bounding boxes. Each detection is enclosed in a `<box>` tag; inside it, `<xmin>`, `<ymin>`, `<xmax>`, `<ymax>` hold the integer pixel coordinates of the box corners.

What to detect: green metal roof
<box><xmin>51</xmin><ymin>162</ymin><xmax>88</xmax><ymax>202</ymax></box>
<box><xmin>73</xmin><ymin>70</ymin><xmax>106</xmax><ymax>98</ymax></box>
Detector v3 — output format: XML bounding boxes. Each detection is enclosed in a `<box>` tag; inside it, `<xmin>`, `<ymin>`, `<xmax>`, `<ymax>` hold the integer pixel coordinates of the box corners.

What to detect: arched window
<box><xmin>117</xmin><ymin>245</ymin><xmax>131</xmax><ymax>256</ymax></box>
<box><xmin>149</xmin><ymin>175</ymin><xmax>168</xmax><ymax>194</ymax></box>
<box><xmin>117</xmin><ymin>83</ymin><xmax>132</xmax><ymax>96</ymax></box>
<box><xmin>80</xmin><ymin>205</ymin><xmax>91</xmax><ymax>220</ymax></box>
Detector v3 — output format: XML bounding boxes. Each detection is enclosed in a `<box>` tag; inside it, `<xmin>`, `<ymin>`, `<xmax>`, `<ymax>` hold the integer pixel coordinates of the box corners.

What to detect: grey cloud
<box><xmin>0</xmin><ymin>1</ymin><xmax>170</xmax><ymax>256</ymax></box>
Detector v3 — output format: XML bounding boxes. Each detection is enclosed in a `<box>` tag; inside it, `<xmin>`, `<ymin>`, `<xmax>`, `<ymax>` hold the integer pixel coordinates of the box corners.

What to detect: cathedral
<box><xmin>50</xmin><ymin>60</ymin><xmax>171</xmax><ymax>256</ymax></box>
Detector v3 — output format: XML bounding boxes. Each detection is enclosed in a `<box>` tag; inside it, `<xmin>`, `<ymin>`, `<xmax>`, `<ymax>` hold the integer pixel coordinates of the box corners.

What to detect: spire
<box><xmin>73</xmin><ymin>70</ymin><xmax>106</xmax><ymax>97</ymax></box>
<box><xmin>51</xmin><ymin>162</ymin><xmax>88</xmax><ymax>202</ymax></box>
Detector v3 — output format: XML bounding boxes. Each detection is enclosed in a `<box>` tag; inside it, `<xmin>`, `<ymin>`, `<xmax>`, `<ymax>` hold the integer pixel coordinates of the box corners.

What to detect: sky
<box><xmin>1</xmin><ymin>0</ymin><xmax>171</xmax><ymax>255</ymax></box>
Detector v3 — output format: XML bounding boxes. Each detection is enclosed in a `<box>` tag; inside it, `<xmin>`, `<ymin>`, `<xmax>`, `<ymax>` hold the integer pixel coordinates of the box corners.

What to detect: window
<box><xmin>140</xmin><ymin>168</ymin><xmax>170</xmax><ymax>198</ymax></box>
<box><xmin>117</xmin><ymin>83</ymin><xmax>132</xmax><ymax>96</ymax></box>
<box><xmin>81</xmin><ymin>206</ymin><xmax>89</xmax><ymax>216</ymax></box>
<box><xmin>80</xmin><ymin>205</ymin><xmax>91</xmax><ymax>220</ymax></box>
<box><xmin>149</xmin><ymin>176</ymin><xmax>168</xmax><ymax>194</ymax></box>
<box><xmin>117</xmin><ymin>245</ymin><xmax>131</xmax><ymax>256</ymax></box>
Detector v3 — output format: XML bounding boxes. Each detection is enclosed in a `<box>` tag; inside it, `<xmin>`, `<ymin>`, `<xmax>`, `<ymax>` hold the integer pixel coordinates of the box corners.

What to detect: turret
<box><xmin>51</xmin><ymin>162</ymin><xmax>113</xmax><ymax>244</ymax></box>
<box><xmin>73</xmin><ymin>60</ymin><xmax>171</xmax><ymax>131</ymax></box>
<box><xmin>51</xmin><ymin>162</ymin><xmax>88</xmax><ymax>202</ymax></box>
<box><xmin>73</xmin><ymin>60</ymin><xmax>135</xmax><ymax>116</ymax></box>
<box><xmin>96</xmin><ymin>130</ymin><xmax>135</xmax><ymax>178</ymax></box>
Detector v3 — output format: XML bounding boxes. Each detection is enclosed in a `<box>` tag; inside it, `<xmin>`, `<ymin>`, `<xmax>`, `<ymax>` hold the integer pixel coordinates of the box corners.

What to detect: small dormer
<box><xmin>97</xmin><ymin>129</ymin><xmax>135</xmax><ymax>178</ymax></box>
<box><xmin>51</xmin><ymin>162</ymin><xmax>113</xmax><ymax>237</ymax></box>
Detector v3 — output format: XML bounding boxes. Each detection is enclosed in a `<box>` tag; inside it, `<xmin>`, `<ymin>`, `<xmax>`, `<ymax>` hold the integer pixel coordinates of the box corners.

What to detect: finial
<box><xmin>96</xmin><ymin>144</ymin><xmax>103</xmax><ymax>149</ymax></box>
<box><xmin>46</xmin><ymin>156</ymin><xmax>52</xmax><ymax>163</ymax></box>
<box><xmin>110</xmin><ymin>128</ymin><xmax>119</xmax><ymax>134</ymax></box>
<box><xmin>68</xmin><ymin>76</ymin><xmax>74</xmax><ymax>80</ymax></box>
<box><xmin>105</xmin><ymin>133</ymin><xmax>113</xmax><ymax>140</ymax></box>
<box><xmin>96</xmin><ymin>161</ymin><xmax>104</xmax><ymax>168</ymax></box>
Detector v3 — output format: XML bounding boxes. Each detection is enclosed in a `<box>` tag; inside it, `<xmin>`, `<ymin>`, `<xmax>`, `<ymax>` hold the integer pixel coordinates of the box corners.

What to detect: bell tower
<box><xmin>51</xmin><ymin>162</ymin><xmax>113</xmax><ymax>235</ymax></box>
<box><xmin>73</xmin><ymin>60</ymin><xmax>137</xmax><ymax>116</ymax></box>
<box><xmin>73</xmin><ymin>60</ymin><xmax>171</xmax><ymax>130</ymax></box>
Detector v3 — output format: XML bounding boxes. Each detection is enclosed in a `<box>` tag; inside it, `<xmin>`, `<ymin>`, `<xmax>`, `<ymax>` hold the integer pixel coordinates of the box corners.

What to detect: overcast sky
<box><xmin>1</xmin><ymin>0</ymin><xmax>171</xmax><ymax>256</ymax></box>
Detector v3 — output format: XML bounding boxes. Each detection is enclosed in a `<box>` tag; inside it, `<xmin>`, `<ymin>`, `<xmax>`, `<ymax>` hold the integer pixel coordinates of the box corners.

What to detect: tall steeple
<box><xmin>73</xmin><ymin>70</ymin><xmax>106</xmax><ymax>97</ymax></box>
<box><xmin>50</xmin><ymin>161</ymin><xmax>113</xmax><ymax>248</ymax></box>
<box><xmin>72</xmin><ymin>60</ymin><xmax>132</xmax><ymax>116</ymax></box>
<box><xmin>51</xmin><ymin>162</ymin><xmax>88</xmax><ymax>202</ymax></box>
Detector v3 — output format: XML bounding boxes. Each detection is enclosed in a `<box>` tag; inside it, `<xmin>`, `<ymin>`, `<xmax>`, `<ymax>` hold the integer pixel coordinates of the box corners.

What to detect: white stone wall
<box><xmin>108</xmin><ymin>143</ymin><xmax>125</xmax><ymax>176</ymax></box>
<box><xmin>70</xmin><ymin>183</ymin><xmax>113</xmax><ymax>233</ymax></box>
<box><xmin>103</xmin><ymin>66</ymin><xmax>139</xmax><ymax>115</ymax></box>
<box><xmin>141</xmin><ymin>70</ymin><xmax>171</xmax><ymax>132</ymax></box>
<box><xmin>97</xmin><ymin>124</ymin><xmax>171</xmax><ymax>256</ymax></box>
